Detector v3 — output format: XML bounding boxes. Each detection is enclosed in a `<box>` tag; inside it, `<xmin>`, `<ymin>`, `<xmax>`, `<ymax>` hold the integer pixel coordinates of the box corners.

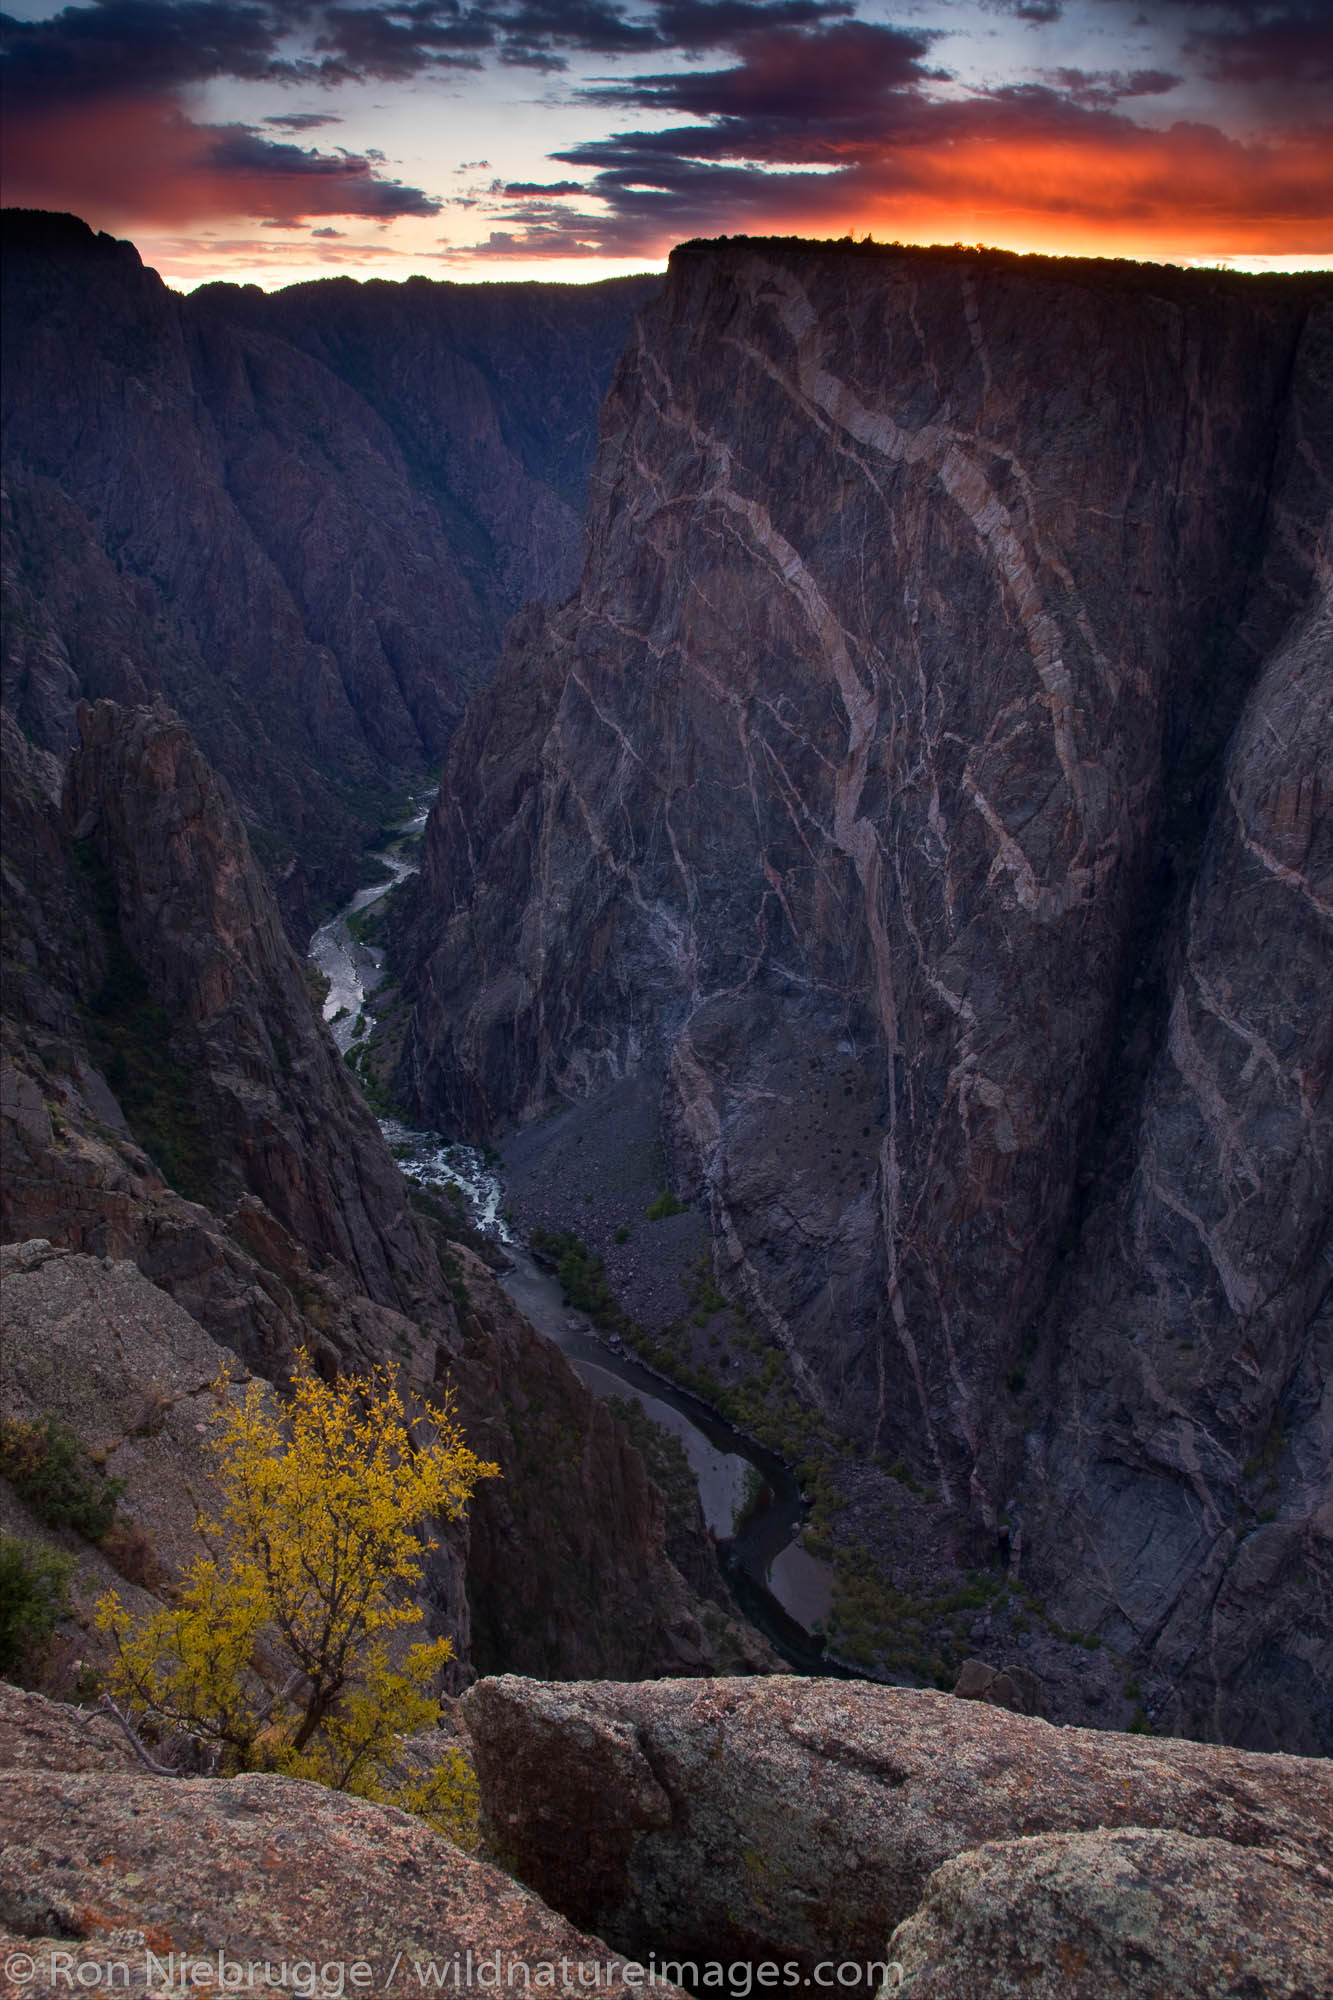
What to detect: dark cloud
<box><xmin>0</xmin><ymin>0</ymin><xmax>877</xmax><ymax>110</ymax></box>
<box><xmin>313</xmin><ymin>4</ymin><xmax>490</xmax><ymax>83</ymax></box>
<box><xmin>981</xmin><ymin>0</ymin><xmax>1064</xmax><ymax>24</ymax></box>
<box><xmin>311</xmin><ymin>224</ymin><xmax>346</xmax><ymax>234</ymax></box>
<box><xmin>1183</xmin><ymin>4</ymin><xmax>1333</xmax><ymax>89</ymax></box>
<box><xmin>1043</xmin><ymin>66</ymin><xmax>1182</xmax><ymax>108</ymax></box>
<box><xmin>265</xmin><ymin>110</ymin><xmax>344</xmax><ymax>128</ymax></box>
<box><xmin>204</xmin><ymin>127</ymin><xmax>443</xmax><ymax>213</ymax></box>
<box><xmin>0</xmin><ymin>0</ymin><xmax>293</xmax><ymax>110</ymax></box>
<box><xmin>487</xmin><ymin>0</ymin><xmax>853</xmax><ymax>67</ymax></box>
<box><xmin>490</xmin><ymin>0</ymin><xmax>658</xmax><ymax>56</ymax></box>
<box><xmin>650</xmin><ymin>0</ymin><xmax>854</xmax><ymax>42</ymax></box>
<box><xmin>581</xmin><ymin>19</ymin><xmax>942</xmax><ymax>132</ymax></box>
<box><xmin>501</xmin><ymin>179</ymin><xmax>586</xmax><ymax>194</ymax></box>
<box><xmin>1085</xmin><ymin>1</ymin><xmax>1333</xmax><ymax>91</ymax></box>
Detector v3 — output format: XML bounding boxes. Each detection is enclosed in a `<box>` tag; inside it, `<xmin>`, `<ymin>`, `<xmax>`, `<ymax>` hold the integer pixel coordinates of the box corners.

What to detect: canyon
<box><xmin>395</xmin><ymin>238</ymin><xmax>1332</xmax><ymax>1752</ymax></box>
<box><xmin>1</xmin><ymin>203</ymin><xmax>1330</xmax><ymax>1829</ymax></box>
<box><xmin>2</xmin><ymin>209</ymin><xmax>656</xmax><ymax>928</ymax></box>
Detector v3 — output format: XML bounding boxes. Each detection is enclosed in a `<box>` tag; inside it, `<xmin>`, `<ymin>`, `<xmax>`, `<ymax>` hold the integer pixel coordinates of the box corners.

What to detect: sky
<box><xmin>2</xmin><ymin>0</ymin><xmax>1330</xmax><ymax>288</ymax></box>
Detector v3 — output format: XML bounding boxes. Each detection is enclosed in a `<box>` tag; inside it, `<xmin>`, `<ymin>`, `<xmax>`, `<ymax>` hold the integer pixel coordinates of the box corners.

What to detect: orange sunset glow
<box><xmin>3</xmin><ymin>0</ymin><xmax>1329</xmax><ymax>285</ymax></box>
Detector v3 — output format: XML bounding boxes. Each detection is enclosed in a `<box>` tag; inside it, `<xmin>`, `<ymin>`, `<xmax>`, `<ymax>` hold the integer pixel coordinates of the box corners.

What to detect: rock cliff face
<box><xmin>399</xmin><ymin>240</ymin><xmax>1333</xmax><ymax>1747</ymax></box>
<box><xmin>1</xmin><ymin>210</ymin><xmax>657</xmax><ymax>922</ymax></box>
<box><xmin>1</xmin><ymin>699</ymin><xmax>756</xmax><ymax>1688</ymax></box>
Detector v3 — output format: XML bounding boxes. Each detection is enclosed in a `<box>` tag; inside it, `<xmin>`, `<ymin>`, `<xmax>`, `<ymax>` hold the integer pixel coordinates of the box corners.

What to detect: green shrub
<box><xmin>0</xmin><ymin>1536</ymin><xmax>74</xmax><ymax>1673</ymax></box>
<box><xmin>645</xmin><ymin>1189</ymin><xmax>687</xmax><ymax>1221</ymax></box>
<box><xmin>530</xmin><ymin>1229</ymin><xmax>632</xmax><ymax>1334</ymax></box>
<box><xmin>0</xmin><ymin>1417</ymin><xmax>125</xmax><ymax>1540</ymax></box>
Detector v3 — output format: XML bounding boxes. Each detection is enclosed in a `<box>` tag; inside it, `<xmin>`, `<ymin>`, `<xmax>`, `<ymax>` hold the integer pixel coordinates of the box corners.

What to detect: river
<box><xmin>310</xmin><ymin>812</ymin><xmax>837</xmax><ymax>1670</ymax></box>
<box><xmin>308</xmin><ymin>803</ymin><xmax>430</xmax><ymax>1054</ymax></box>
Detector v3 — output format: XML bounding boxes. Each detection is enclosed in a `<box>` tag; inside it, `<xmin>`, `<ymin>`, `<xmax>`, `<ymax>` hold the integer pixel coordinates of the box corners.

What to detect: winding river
<box><xmin>310</xmin><ymin>813</ymin><xmax>837</xmax><ymax>1671</ymax></box>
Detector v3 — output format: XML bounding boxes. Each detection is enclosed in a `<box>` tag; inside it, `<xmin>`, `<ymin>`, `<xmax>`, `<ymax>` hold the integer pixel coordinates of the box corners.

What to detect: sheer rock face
<box><xmin>1</xmin><ymin>209</ymin><xmax>658</xmax><ymax>921</ymax></box>
<box><xmin>64</xmin><ymin>697</ymin><xmax>433</xmax><ymax>1314</ymax></box>
<box><xmin>400</xmin><ymin>240</ymin><xmax>1333</xmax><ymax>1746</ymax></box>
<box><xmin>462</xmin><ymin>1673</ymin><xmax>1333</xmax><ymax>1978</ymax></box>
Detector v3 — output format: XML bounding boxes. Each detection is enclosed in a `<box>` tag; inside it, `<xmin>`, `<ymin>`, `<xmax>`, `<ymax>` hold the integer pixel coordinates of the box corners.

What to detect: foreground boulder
<box><xmin>463</xmin><ymin>1675</ymin><xmax>1333</xmax><ymax>1977</ymax></box>
<box><xmin>889</xmin><ymin>1827</ymin><xmax>1333</xmax><ymax>1999</ymax></box>
<box><xmin>0</xmin><ymin>1685</ymin><xmax>680</xmax><ymax>1999</ymax></box>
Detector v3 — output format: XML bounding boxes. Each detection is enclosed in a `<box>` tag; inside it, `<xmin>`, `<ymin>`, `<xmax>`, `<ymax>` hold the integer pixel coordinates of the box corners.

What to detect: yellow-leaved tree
<box><xmin>96</xmin><ymin>1355</ymin><xmax>498</xmax><ymax>1845</ymax></box>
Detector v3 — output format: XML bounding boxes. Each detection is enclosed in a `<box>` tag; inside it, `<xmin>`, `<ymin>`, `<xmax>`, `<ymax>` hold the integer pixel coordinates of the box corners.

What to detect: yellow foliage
<box><xmin>96</xmin><ymin>1355</ymin><xmax>498</xmax><ymax>1846</ymax></box>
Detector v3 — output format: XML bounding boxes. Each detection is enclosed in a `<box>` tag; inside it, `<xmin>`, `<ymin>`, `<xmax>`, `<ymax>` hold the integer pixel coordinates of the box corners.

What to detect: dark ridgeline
<box><xmin>1</xmin><ymin>208</ymin><xmax>659</xmax><ymax>930</ymax></box>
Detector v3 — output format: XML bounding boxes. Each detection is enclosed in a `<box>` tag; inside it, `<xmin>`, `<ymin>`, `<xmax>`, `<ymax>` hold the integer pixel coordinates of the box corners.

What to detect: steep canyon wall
<box><xmin>399</xmin><ymin>240</ymin><xmax>1333</xmax><ymax>1747</ymax></box>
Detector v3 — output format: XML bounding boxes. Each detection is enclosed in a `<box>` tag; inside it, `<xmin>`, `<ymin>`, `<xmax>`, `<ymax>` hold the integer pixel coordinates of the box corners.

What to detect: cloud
<box><xmin>1044</xmin><ymin>67</ymin><xmax>1182</xmax><ymax>110</ymax></box>
<box><xmin>0</xmin><ymin>0</ymin><xmax>294</xmax><ymax>110</ymax></box>
<box><xmin>455</xmin><ymin>18</ymin><xmax>1333</xmax><ymax>263</ymax></box>
<box><xmin>0</xmin><ymin>0</ymin><xmax>878</xmax><ymax>109</ymax></box>
<box><xmin>1</xmin><ymin>100</ymin><xmax>442</xmax><ymax>227</ymax></box>
<box><xmin>204</xmin><ymin>127</ymin><xmax>441</xmax><ymax>214</ymax></box>
<box><xmin>313</xmin><ymin>5</ymin><xmax>490</xmax><ymax>83</ymax></box>
<box><xmin>266</xmin><ymin>111</ymin><xmax>345</xmax><ymax>130</ymax></box>
<box><xmin>1182</xmin><ymin>2</ymin><xmax>1333</xmax><ymax>91</ymax></box>
<box><xmin>311</xmin><ymin>224</ymin><xmax>346</xmax><ymax>234</ymax></box>
<box><xmin>486</xmin><ymin>0</ymin><xmax>855</xmax><ymax>67</ymax></box>
<box><xmin>5</xmin><ymin>0</ymin><xmax>1329</xmax><ymax>262</ymax></box>
<box><xmin>1084</xmin><ymin>2</ymin><xmax>1333</xmax><ymax>100</ymax></box>
<box><xmin>648</xmin><ymin>1</ymin><xmax>855</xmax><ymax>44</ymax></box>
<box><xmin>982</xmin><ymin>0</ymin><xmax>1064</xmax><ymax>24</ymax></box>
<box><xmin>581</xmin><ymin>19</ymin><xmax>943</xmax><ymax>129</ymax></box>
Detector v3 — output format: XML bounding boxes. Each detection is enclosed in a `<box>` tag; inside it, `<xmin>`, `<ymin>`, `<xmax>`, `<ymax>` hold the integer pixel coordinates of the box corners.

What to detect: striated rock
<box><xmin>399</xmin><ymin>239</ymin><xmax>1333</xmax><ymax>1746</ymax></box>
<box><xmin>888</xmin><ymin>1828</ymin><xmax>1333</xmax><ymax>1999</ymax></box>
<box><xmin>462</xmin><ymin>1674</ymin><xmax>1333</xmax><ymax>1970</ymax></box>
<box><xmin>1020</xmin><ymin>555</ymin><xmax>1333</xmax><ymax>1751</ymax></box>
<box><xmin>2</xmin><ymin>209</ymin><xmax>657</xmax><ymax>918</ymax></box>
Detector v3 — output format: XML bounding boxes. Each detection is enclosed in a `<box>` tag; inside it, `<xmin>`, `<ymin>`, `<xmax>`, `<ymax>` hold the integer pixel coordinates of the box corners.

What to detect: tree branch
<box><xmin>98</xmin><ymin>1694</ymin><xmax>181</xmax><ymax>1776</ymax></box>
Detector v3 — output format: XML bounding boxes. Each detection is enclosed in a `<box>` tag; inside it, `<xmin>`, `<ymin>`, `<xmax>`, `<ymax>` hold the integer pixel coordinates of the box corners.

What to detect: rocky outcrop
<box><xmin>0</xmin><ymin>1240</ymin><xmax>354</xmax><ymax>1684</ymax></box>
<box><xmin>0</xmin><ymin>1680</ymin><xmax>140</xmax><ymax>1775</ymax></box>
<box><xmin>0</xmin><ymin>1688</ymin><xmax>682</xmax><ymax>1999</ymax></box>
<box><xmin>399</xmin><ymin>239</ymin><xmax>1333</xmax><ymax>1746</ymax></box>
<box><xmin>463</xmin><ymin>1674</ymin><xmax>1333</xmax><ymax>1983</ymax></box>
<box><xmin>1</xmin><ymin>209</ymin><xmax>657</xmax><ymax>920</ymax></box>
